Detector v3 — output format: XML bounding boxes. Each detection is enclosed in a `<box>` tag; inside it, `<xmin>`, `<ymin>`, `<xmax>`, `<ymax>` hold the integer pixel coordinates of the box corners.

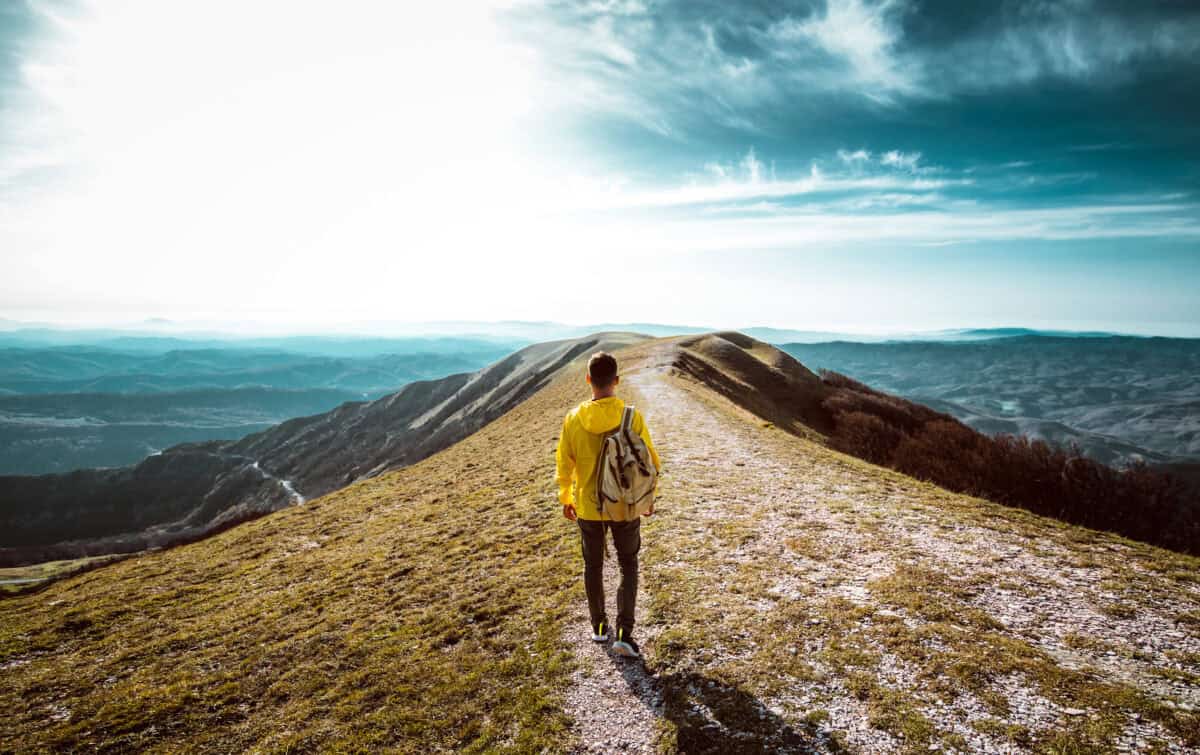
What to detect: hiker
<box><xmin>555</xmin><ymin>351</ymin><xmax>661</xmax><ymax>659</ymax></box>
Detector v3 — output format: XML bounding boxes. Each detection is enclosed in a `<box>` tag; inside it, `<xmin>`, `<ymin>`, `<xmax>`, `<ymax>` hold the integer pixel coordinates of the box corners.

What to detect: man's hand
<box><xmin>642</xmin><ymin>502</ymin><xmax>655</xmax><ymax>517</ymax></box>
<box><xmin>562</xmin><ymin>504</ymin><xmax>577</xmax><ymax>521</ymax></box>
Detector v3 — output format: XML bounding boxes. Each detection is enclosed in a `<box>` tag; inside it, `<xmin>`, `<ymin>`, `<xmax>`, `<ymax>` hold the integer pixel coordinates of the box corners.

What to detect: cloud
<box><xmin>499</xmin><ymin>0</ymin><xmax>1200</xmax><ymax>141</ymax></box>
<box><xmin>739</xmin><ymin>147</ymin><xmax>767</xmax><ymax>183</ymax></box>
<box><xmin>838</xmin><ymin>149</ymin><xmax>872</xmax><ymax>164</ymax></box>
<box><xmin>880</xmin><ymin>150</ymin><xmax>920</xmax><ymax>170</ymax></box>
<box><xmin>587</xmin><ymin>15</ymin><xmax>638</xmax><ymax>66</ymax></box>
<box><xmin>766</xmin><ymin>0</ymin><xmax>918</xmax><ymax>99</ymax></box>
<box><xmin>916</xmin><ymin>4</ymin><xmax>1200</xmax><ymax>91</ymax></box>
<box><xmin>646</xmin><ymin>199</ymin><xmax>1200</xmax><ymax>253</ymax></box>
<box><xmin>595</xmin><ymin>148</ymin><xmax>966</xmax><ymax>211</ymax></box>
<box><xmin>556</xmin><ymin>146</ymin><xmax>1197</xmax><ymax>252</ymax></box>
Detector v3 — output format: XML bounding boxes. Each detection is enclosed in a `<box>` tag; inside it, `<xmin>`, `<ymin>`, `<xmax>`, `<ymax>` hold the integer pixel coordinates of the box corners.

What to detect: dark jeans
<box><xmin>578</xmin><ymin>518</ymin><xmax>641</xmax><ymax>634</ymax></box>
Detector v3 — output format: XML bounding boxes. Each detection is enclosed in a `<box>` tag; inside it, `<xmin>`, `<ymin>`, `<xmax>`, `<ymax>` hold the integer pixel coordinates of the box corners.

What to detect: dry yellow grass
<box><xmin>0</xmin><ymin>350</ymin><xmax>605</xmax><ymax>752</ymax></box>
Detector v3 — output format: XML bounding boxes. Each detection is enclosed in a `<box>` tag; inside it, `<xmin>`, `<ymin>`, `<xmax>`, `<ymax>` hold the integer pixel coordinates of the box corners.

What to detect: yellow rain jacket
<box><xmin>555</xmin><ymin>396</ymin><xmax>661</xmax><ymax>521</ymax></box>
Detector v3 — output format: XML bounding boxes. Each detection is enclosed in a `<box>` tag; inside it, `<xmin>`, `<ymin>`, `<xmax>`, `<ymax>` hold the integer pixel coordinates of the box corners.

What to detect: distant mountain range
<box><xmin>0</xmin><ymin>331</ymin><xmax>527</xmax><ymax>357</ymax></box>
<box><xmin>781</xmin><ymin>335</ymin><xmax>1200</xmax><ymax>467</ymax></box>
<box><xmin>0</xmin><ymin>332</ymin><xmax>646</xmax><ymax>565</ymax></box>
<box><xmin>0</xmin><ymin>316</ymin><xmax>1145</xmax><ymax>349</ymax></box>
<box><xmin>2</xmin><ymin>321</ymin><xmax>1192</xmax><ymax>477</ymax></box>
<box><xmin>0</xmin><ymin>345</ymin><xmax>510</xmax><ymax>394</ymax></box>
<box><xmin>0</xmin><ymin>343</ymin><xmax>516</xmax><ymax>474</ymax></box>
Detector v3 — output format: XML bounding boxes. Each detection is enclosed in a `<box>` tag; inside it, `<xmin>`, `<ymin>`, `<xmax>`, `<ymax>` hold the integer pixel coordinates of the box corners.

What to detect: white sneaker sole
<box><xmin>590</xmin><ymin>633</ymin><xmax>608</xmax><ymax>642</ymax></box>
<box><xmin>612</xmin><ymin>640</ymin><xmax>639</xmax><ymax>658</ymax></box>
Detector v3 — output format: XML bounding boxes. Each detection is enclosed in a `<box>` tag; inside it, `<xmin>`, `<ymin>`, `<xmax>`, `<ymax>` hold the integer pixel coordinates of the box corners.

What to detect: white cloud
<box><xmin>588</xmin><ymin>15</ymin><xmax>638</xmax><ymax>66</ymax></box>
<box><xmin>739</xmin><ymin>147</ymin><xmax>765</xmax><ymax>183</ymax></box>
<box><xmin>837</xmin><ymin>149</ymin><xmax>872</xmax><ymax>164</ymax></box>
<box><xmin>768</xmin><ymin>0</ymin><xmax>918</xmax><ymax>99</ymax></box>
<box><xmin>880</xmin><ymin>150</ymin><xmax>921</xmax><ymax>170</ymax></box>
<box><xmin>586</xmin><ymin>167</ymin><xmax>965</xmax><ymax>211</ymax></box>
<box><xmin>634</xmin><ymin>200</ymin><xmax>1200</xmax><ymax>254</ymax></box>
<box><xmin>549</xmin><ymin>149</ymin><xmax>1195</xmax><ymax>250</ymax></box>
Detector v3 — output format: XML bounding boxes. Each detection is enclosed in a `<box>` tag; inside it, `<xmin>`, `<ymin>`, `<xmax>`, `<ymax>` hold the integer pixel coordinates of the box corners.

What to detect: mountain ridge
<box><xmin>0</xmin><ymin>332</ymin><xmax>647</xmax><ymax>565</ymax></box>
<box><xmin>1</xmin><ymin>331</ymin><xmax>1197</xmax><ymax>752</ymax></box>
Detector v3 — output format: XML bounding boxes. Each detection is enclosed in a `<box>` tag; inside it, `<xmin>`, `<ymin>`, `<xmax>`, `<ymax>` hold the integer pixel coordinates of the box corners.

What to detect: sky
<box><xmin>0</xmin><ymin>0</ymin><xmax>1198</xmax><ymax>335</ymax></box>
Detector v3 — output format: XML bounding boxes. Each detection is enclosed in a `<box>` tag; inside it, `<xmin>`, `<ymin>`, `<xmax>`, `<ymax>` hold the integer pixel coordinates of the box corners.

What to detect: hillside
<box><xmin>780</xmin><ymin>336</ymin><xmax>1200</xmax><ymax>467</ymax></box>
<box><xmin>0</xmin><ymin>333</ymin><xmax>645</xmax><ymax>566</ymax></box>
<box><xmin>2</xmin><ymin>333</ymin><xmax>1198</xmax><ymax>753</ymax></box>
<box><xmin>0</xmin><ymin>341</ymin><xmax>518</xmax><ymax>474</ymax></box>
<box><xmin>0</xmin><ymin>386</ymin><xmax>361</xmax><ymax>475</ymax></box>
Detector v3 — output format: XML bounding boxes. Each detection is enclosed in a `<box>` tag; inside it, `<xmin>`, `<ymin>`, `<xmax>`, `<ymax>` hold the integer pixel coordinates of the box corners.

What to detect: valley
<box><xmin>782</xmin><ymin>336</ymin><xmax>1200</xmax><ymax>468</ymax></box>
<box><xmin>0</xmin><ymin>339</ymin><xmax>518</xmax><ymax>474</ymax></box>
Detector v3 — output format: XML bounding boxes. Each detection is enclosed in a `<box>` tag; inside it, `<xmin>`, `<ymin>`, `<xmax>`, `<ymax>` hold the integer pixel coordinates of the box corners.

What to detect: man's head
<box><xmin>587</xmin><ymin>351</ymin><xmax>619</xmax><ymax>397</ymax></box>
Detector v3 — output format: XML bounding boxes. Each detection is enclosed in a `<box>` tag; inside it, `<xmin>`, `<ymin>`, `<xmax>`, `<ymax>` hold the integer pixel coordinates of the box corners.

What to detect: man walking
<box><xmin>555</xmin><ymin>351</ymin><xmax>661</xmax><ymax>659</ymax></box>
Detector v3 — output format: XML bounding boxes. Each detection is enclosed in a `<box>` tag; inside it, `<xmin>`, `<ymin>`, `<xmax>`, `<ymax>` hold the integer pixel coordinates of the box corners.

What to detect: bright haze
<box><xmin>1</xmin><ymin>1</ymin><xmax>1198</xmax><ymax>335</ymax></box>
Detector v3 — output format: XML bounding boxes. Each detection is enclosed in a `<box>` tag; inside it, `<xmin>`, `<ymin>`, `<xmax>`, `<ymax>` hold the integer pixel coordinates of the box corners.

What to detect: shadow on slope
<box><xmin>0</xmin><ymin>332</ymin><xmax>648</xmax><ymax>566</ymax></box>
<box><xmin>660</xmin><ymin>672</ymin><xmax>825</xmax><ymax>754</ymax></box>
<box><xmin>664</xmin><ymin>331</ymin><xmax>833</xmax><ymax>438</ymax></box>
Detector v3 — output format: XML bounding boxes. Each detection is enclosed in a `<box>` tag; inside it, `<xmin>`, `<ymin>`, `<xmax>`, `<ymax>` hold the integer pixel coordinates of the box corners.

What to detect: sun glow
<box><xmin>3</xmin><ymin>1</ymin><xmax>598</xmax><ymax>321</ymax></box>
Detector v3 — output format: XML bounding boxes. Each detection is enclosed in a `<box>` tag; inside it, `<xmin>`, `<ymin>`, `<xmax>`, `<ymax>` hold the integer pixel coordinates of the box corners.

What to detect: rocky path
<box><xmin>563</xmin><ymin>552</ymin><xmax>663</xmax><ymax>754</ymax></box>
<box><xmin>623</xmin><ymin>364</ymin><xmax>895</xmax><ymax>752</ymax></box>
<box><xmin>562</xmin><ymin>356</ymin><xmax>1200</xmax><ymax>753</ymax></box>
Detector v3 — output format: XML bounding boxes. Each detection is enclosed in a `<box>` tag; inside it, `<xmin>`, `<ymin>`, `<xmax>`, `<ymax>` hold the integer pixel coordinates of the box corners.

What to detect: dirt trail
<box><xmin>564</xmin><ymin>554</ymin><xmax>664</xmax><ymax>754</ymax></box>
<box><xmin>563</xmin><ymin>361</ymin><xmax>858</xmax><ymax>752</ymax></box>
<box><xmin>563</xmin><ymin>350</ymin><xmax>1200</xmax><ymax>753</ymax></box>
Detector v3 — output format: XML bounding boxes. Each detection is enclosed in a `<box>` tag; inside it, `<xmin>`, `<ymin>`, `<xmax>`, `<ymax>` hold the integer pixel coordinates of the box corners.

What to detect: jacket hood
<box><xmin>577</xmin><ymin>396</ymin><xmax>625</xmax><ymax>434</ymax></box>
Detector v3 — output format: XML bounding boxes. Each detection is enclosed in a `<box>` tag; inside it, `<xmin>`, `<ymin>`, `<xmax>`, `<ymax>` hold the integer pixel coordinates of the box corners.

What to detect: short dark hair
<box><xmin>588</xmin><ymin>351</ymin><xmax>618</xmax><ymax>388</ymax></box>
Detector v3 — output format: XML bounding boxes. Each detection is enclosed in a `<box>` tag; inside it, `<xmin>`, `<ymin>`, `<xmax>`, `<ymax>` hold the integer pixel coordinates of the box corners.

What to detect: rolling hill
<box><xmin>0</xmin><ymin>333</ymin><xmax>646</xmax><ymax>566</ymax></box>
<box><xmin>1</xmin><ymin>333</ymin><xmax>1197</xmax><ymax>753</ymax></box>
<box><xmin>0</xmin><ymin>342</ymin><xmax>518</xmax><ymax>475</ymax></box>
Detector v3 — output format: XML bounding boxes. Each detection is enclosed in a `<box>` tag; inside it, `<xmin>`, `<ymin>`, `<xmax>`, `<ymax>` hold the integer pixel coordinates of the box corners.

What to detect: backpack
<box><xmin>594</xmin><ymin>405</ymin><xmax>658</xmax><ymax>521</ymax></box>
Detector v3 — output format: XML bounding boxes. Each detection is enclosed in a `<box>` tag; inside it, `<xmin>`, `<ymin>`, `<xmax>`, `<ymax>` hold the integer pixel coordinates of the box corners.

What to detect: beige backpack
<box><xmin>594</xmin><ymin>405</ymin><xmax>658</xmax><ymax>521</ymax></box>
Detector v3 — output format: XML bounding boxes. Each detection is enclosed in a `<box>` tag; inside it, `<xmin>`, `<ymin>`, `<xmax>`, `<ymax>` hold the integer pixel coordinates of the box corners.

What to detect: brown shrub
<box><xmin>828</xmin><ymin>411</ymin><xmax>902</xmax><ymax>465</ymax></box>
<box><xmin>818</xmin><ymin>371</ymin><xmax>1199</xmax><ymax>555</ymax></box>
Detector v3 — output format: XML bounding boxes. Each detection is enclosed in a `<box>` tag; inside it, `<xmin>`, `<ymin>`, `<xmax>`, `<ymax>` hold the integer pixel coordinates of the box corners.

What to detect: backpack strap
<box><xmin>620</xmin><ymin>406</ymin><xmax>650</xmax><ymax>475</ymax></box>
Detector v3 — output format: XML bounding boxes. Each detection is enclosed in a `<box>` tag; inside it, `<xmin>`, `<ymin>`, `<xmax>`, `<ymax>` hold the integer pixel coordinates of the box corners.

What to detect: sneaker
<box><xmin>590</xmin><ymin>621</ymin><xmax>609</xmax><ymax>642</ymax></box>
<box><xmin>612</xmin><ymin>628</ymin><xmax>640</xmax><ymax>658</ymax></box>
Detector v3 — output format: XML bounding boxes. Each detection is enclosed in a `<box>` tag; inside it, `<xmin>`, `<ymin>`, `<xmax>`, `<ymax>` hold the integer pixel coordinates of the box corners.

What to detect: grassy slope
<box><xmin>2</xmin><ymin>335</ymin><xmax>1198</xmax><ymax>753</ymax></box>
<box><xmin>0</xmin><ymin>353</ymin><xmax>591</xmax><ymax>752</ymax></box>
<box><xmin>0</xmin><ymin>556</ymin><xmax>127</xmax><ymax>595</ymax></box>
